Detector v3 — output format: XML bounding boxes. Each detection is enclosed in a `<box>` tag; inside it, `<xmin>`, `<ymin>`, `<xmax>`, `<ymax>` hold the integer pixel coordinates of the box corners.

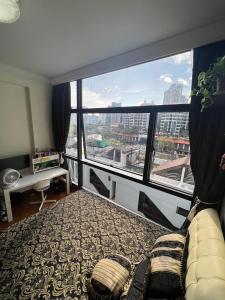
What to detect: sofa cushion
<box><xmin>186</xmin><ymin>208</ymin><xmax>225</xmax><ymax>300</ymax></box>
<box><xmin>220</xmin><ymin>196</ymin><xmax>225</xmax><ymax>235</ymax></box>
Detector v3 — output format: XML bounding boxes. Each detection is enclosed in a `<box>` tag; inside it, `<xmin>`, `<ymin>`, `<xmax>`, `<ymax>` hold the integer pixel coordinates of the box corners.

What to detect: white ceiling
<box><xmin>0</xmin><ymin>0</ymin><xmax>225</xmax><ymax>78</ymax></box>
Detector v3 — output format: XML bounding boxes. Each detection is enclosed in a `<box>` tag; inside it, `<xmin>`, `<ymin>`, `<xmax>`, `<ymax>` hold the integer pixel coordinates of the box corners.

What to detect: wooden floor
<box><xmin>0</xmin><ymin>186</ymin><xmax>77</xmax><ymax>231</ymax></box>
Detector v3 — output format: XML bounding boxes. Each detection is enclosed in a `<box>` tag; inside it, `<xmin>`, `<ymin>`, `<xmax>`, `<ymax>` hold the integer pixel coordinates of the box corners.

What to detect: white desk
<box><xmin>3</xmin><ymin>167</ymin><xmax>70</xmax><ymax>222</ymax></box>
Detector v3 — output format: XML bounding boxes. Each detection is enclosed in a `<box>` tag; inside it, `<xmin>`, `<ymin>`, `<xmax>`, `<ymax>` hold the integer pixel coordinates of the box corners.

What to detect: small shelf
<box><xmin>34</xmin><ymin>166</ymin><xmax>59</xmax><ymax>173</ymax></box>
<box><xmin>32</xmin><ymin>153</ymin><xmax>60</xmax><ymax>174</ymax></box>
<box><xmin>33</xmin><ymin>154</ymin><xmax>59</xmax><ymax>164</ymax></box>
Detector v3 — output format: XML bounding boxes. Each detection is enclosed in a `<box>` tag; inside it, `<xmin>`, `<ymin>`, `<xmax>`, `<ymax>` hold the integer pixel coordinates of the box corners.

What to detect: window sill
<box><xmin>150</xmin><ymin>174</ymin><xmax>194</xmax><ymax>194</ymax></box>
<box><xmin>65</xmin><ymin>155</ymin><xmax>193</xmax><ymax>200</ymax></box>
<box><xmin>82</xmin><ymin>157</ymin><xmax>143</xmax><ymax>181</ymax></box>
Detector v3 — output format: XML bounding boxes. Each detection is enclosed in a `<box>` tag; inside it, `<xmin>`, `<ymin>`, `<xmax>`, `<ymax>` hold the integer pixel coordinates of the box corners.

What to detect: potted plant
<box><xmin>192</xmin><ymin>55</ymin><xmax>225</xmax><ymax>111</ymax></box>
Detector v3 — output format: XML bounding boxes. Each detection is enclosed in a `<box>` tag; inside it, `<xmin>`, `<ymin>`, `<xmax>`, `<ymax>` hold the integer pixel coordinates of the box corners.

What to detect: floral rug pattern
<box><xmin>0</xmin><ymin>190</ymin><xmax>168</xmax><ymax>299</ymax></box>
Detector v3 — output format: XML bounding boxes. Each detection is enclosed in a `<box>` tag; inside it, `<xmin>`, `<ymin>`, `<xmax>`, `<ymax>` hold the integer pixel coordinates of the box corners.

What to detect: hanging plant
<box><xmin>192</xmin><ymin>55</ymin><xmax>225</xmax><ymax>111</ymax></box>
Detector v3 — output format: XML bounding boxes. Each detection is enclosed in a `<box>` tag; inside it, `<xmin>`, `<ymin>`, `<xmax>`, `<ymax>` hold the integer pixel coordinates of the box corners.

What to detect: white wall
<box><xmin>0</xmin><ymin>64</ymin><xmax>53</xmax><ymax>159</ymax></box>
<box><xmin>83</xmin><ymin>164</ymin><xmax>191</xmax><ymax>229</ymax></box>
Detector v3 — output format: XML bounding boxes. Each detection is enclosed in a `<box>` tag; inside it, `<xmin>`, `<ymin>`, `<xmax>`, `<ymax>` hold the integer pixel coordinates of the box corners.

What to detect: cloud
<box><xmin>103</xmin><ymin>86</ymin><xmax>120</xmax><ymax>93</ymax></box>
<box><xmin>101</xmin><ymin>85</ymin><xmax>122</xmax><ymax>102</ymax></box>
<box><xmin>121</xmin><ymin>87</ymin><xmax>146</xmax><ymax>94</ymax></box>
<box><xmin>177</xmin><ymin>78</ymin><xmax>189</xmax><ymax>86</ymax></box>
<box><xmin>83</xmin><ymin>89</ymin><xmax>110</xmax><ymax>108</ymax></box>
<box><xmin>160</xmin><ymin>74</ymin><xmax>173</xmax><ymax>84</ymax></box>
<box><xmin>171</xmin><ymin>52</ymin><xmax>193</xmax><ymax>65</ymax></box>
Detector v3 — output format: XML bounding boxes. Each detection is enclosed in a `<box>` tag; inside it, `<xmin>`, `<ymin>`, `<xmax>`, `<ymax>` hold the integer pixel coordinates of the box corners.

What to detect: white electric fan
<box><xmin>0</xmin><ymin>168</ymin><xmax>20</xmax><ymax>189</ymax></box>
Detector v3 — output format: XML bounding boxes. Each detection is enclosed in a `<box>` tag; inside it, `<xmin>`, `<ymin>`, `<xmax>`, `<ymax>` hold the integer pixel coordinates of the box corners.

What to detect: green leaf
<box><xmin>198</xmin><ymin>72</ymin><xmax>206</xmax><ymax>87</ymax></box>
<box><xmin>212</xmin><ymin>55</ymin><xmax>225</xmax><ymax>76</ymax></box>
<box><xmin>203</xmin><ymin>88</ymin><xmax>209</xmax><ymax>97</ymax></box>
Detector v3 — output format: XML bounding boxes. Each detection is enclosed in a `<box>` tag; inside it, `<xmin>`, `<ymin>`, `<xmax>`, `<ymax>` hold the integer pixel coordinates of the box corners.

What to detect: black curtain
<box><xmin>189</xmin><ymin>40</ymin><xmax>225</xmax><ymax>210</ymax></box>
<box><xmin>52</xmin><ymin>82</ymin><xmax>71</xmax><ymax>164</ymax></box>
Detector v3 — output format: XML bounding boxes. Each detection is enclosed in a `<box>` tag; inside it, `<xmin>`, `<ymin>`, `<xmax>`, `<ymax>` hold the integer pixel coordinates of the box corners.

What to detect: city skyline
<box><xmin>83</xmin><ymin>82</ymin><xmax>189</xmax><ymax>139</ymax></box>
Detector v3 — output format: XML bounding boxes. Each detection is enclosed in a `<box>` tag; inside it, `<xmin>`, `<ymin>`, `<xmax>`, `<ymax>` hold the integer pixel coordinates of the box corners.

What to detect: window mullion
<box><xmin>81</xmin><ymin>113</ymin><xmax>87</xmax><ymax>158</ymax></box>
<box><xmin>143</xmin><ymin>112</ymin><xmax>157</xmax><ymax>181</ymax></box>
<box><xmin>77</xmin><ymin>79</ymin><xmax>83</xmax><ymax>188</ymax></box>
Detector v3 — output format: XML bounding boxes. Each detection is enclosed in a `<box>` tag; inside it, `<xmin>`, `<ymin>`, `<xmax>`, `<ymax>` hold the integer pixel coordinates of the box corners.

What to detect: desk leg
<box><xmin>4</xmin><ymin>190</ymin><xmax>13</xmax><ymax>222</ymax></box>
<box><xmin>66</xmin><ymin>171</ymin><xmax>70</xmax><ymax>195</ymax></box>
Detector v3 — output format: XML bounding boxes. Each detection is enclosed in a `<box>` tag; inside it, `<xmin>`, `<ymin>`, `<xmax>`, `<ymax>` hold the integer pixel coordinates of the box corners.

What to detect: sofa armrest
<box><xmin>186</xmin><ymin>208</ymin><xmax>225</xmax><ymax>300</ymax></box>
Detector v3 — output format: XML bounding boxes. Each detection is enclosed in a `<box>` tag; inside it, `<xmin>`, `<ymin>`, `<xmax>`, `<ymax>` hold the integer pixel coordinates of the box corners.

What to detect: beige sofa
<box><xmin>185</xmin><ymin>208</ymin><xmax>225</xmax><ymax>300</ymax></box>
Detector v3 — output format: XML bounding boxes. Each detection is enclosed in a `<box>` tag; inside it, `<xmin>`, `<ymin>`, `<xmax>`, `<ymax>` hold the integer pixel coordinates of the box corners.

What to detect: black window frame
<box><xmin>65</xmin><ymin>59</ymin><xmax>193</xmax><ymax>201</ymax></box>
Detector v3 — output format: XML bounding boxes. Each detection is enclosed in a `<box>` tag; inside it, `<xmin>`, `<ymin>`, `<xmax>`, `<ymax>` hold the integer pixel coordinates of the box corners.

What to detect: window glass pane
<box><xmin>84</xmin><ymin>113</ymin><xmax>150</xmax><ymax>175</ymax></box>
<box><xmin>66</xmin><ymin>158</ymin><xmax>78</xmax><ymax>183</ymax></box>
<box><xmin>66</xmin><ymin>113</ymin><xmax>77</xmax><ymax>157</ymax></box>
<box><xmin>70</xmin><ymin>81</ymin><xmax>77</xmax><ymax>108</ymax></box>
<box><xmin>83</xmin><ymin>51</ymin><xmax>192</xmax><ymax>108</ymax></box>
<box><xmin>150</xmin><ymin>112</ymin><xmax>194</xmax><ymax>193</ymax></box>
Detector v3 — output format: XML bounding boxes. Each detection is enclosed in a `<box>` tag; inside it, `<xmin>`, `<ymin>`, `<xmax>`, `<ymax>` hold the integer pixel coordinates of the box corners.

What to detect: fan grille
<box><xmin>0</xmin><ymin>168</ymin><xmax>20</xmax><ymax>188</ymax></box>
<box><xmin>4</xmin><ymin>171</ymin><xmax>19</xmax><ymax>184</ymax></box>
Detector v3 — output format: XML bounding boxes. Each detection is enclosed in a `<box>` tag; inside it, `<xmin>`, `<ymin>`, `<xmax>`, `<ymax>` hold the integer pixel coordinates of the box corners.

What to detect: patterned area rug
<box><xmin>0</xmin><ymin>189</ymin><xmax>168</xmax><ymax>299</ymax></box>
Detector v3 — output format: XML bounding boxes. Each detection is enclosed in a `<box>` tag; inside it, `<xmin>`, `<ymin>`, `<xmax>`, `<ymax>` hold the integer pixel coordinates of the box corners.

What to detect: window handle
<box><xmin>151</xmin><ymin>146</ymin><xmax>155</xmax><ymax>160</ymax></box>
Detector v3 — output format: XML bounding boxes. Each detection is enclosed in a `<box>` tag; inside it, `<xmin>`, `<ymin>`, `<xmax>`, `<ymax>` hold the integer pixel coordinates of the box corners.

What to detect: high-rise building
<box><xmin>83</xmin><ymin>114</ymin><xmax>99</xmax><ymax>125</ymax></box>
<box><xmin>121</xmin><ymin>102</ymin><xmax>151</xmax><ymax>130</ymax></box>
<box><xmin>111</xmin><ymin>102</ymin><xmax>122</xmax><ymax>124</ymax></box>
<box><xmin>163</xmin><ymin>83</ymin><xmax>188</xmax><ymax>105</ymax></box>
<box><xmin>105</xmin><ymin>102</ymin><xmax>122</xmax><ymax>125</ymax></box>
<box><xmin>121</xmin><ymin>113</ymin><xmax>149</xmax><ymax>130</ymax></box>
<box><xmin>160</xmin><ymin>84</ymin><xmax>189</xmax><ymax>137</ymax></box>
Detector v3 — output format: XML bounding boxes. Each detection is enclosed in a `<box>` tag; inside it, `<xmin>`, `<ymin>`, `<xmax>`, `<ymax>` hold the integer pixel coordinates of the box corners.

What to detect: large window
<box><xmin>67</xmin><ymin>50</ymin><xmax>194</xmax><ymax>194</ymax></box>
<box><xmin>83</xmin><ymin>113</ymin><xmax>150</xmax><ymax>174</ymax></box>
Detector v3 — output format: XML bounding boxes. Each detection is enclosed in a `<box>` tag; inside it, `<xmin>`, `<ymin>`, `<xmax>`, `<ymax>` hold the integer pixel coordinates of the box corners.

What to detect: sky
<box><xmin>71</xmin><ymin>51</ymin><xmax>193</xmax><ymax>108</ymax></box>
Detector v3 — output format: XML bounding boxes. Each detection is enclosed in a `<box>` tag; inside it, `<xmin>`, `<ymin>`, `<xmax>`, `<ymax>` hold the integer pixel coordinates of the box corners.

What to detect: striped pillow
<box><xmin>89</xmin><ymin>254</ymin><xmax>131</xmax><ymax>299</ymax></box>
<box><xmin>147</xmin><ymin>232</ymin><xmax>186</xmax><ymax>298</ymax></box>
